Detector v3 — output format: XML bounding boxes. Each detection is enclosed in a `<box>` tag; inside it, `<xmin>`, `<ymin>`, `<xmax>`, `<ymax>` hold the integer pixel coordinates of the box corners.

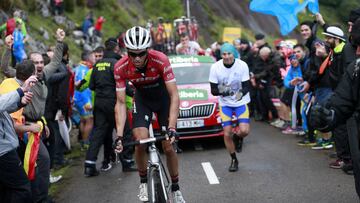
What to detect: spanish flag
<box><xmin>23</xmin><ymin>121</ymin><xmax>43</xmax><ymax>180</ymax></box>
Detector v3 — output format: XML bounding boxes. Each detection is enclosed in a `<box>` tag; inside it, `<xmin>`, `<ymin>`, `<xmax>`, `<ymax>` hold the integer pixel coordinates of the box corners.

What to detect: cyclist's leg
<box><xmin>156</xmin><ymin>99</ymin><xmax>180</xmax><ymax>192</ymax></box>
<box><xmin>220</xmin><ymin>106</ymin><xmax>235</xmax><ymax>154</ymax></box>
<box><xmin>132</xmin><ymin>98</ymin><xmax>152</xmax><ymax>183</ymax></box>
<box><xmin>235</xmin><ymin>104</ymin><xmax>250</xmax><ymax>137</ymax></box>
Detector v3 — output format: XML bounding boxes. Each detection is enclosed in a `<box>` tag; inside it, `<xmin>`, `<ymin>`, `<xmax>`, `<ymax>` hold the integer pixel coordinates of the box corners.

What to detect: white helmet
<box><xmin>124</xmin><ymin>26</ymin><xmax>152</xmax><ymax>50</ymax></box>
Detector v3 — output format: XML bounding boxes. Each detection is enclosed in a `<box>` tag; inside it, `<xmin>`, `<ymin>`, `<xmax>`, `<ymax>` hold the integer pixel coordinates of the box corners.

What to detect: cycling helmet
<box><xmin>124</xmin><ymin>26</ymin><xmax>152</xmax><ymax>50</ymax></box>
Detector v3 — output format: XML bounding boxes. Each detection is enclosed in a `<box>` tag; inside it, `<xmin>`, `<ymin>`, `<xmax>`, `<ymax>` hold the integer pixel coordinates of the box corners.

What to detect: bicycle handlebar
<box><xmin>123</xmin><ymin>135</ymin><xmax>168</xmax><ymax>147</ymax></box>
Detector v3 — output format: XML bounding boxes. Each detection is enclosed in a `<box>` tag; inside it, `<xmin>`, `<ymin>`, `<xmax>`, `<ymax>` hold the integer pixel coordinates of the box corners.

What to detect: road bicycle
<box><xmin>124</xmin><ymin>124</ymin><xmax>172</xmax><ymax>203</ymax></box>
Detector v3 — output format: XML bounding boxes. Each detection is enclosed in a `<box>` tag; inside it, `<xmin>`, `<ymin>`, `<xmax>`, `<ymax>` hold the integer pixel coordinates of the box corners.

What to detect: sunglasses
<box><xmin>128</xmin><ymin>51</ymin><xmax>148</xmax><ymax>58</ymax></box>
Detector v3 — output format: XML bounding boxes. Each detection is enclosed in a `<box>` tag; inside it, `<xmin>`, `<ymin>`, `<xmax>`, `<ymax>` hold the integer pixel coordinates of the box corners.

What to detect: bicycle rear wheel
<box><xmin>148</xmin><ymin>167</ymin><xmax>167</xmax><ymax>203</ymax></box>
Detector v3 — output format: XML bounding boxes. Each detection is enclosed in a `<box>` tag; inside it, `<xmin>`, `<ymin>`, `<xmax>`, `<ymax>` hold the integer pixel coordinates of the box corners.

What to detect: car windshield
<box><xmin>172</xmin><ymin>63</ymin><xmax>211</xmax><ymax>85</ymax></box>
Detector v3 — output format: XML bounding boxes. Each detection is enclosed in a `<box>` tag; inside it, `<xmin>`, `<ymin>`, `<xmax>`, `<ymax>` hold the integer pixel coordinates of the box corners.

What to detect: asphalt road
<box><xmin>55</xmin><ymin>121</ymin><xmax>358</xmax><ymax>203</ymax></box>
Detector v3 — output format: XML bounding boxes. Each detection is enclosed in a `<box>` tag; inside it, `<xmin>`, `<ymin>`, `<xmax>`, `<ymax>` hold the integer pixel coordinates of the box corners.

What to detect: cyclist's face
<box><xmin>128</xmin><ymin>49</ymin><xmax>148</xmax><ymax>68</ymax></box>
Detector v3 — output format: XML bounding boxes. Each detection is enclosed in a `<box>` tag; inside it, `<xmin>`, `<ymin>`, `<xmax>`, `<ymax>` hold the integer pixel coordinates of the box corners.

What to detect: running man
<box><xmin>209</xmin><ymin>43</ymin><xmax>251</xmax><ymax>172</ymax></box>
<box><xmin>113</xmin><ymin>26</ymin><xmax>185</xmax><ymax>203</ymax></box>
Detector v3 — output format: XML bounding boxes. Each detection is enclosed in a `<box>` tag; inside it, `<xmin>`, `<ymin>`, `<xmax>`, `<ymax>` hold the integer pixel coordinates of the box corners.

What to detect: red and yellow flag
<box><xmin>23</xmin><ymin>121</ymin><xmax>43</xmax><ymax>180</ymax></box>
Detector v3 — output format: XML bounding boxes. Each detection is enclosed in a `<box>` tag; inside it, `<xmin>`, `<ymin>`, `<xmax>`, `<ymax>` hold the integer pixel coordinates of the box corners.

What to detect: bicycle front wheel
<box><xmin>148</xmin><ymin>167</ymin><xmax>167</xmax><ymax>203</ymax></box>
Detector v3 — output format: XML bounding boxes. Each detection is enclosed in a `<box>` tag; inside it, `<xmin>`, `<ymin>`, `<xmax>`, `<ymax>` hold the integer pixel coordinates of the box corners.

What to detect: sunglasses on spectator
<box><xmin>128</xmin><ymin>51</ymin><xmax>147</xmax><ymax>58</ymax></box>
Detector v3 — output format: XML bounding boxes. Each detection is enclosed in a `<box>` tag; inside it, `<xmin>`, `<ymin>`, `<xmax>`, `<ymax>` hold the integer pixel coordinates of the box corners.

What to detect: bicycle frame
<box><xmin>147</xmin><ymin>123</ymin><xmax>171</xmax><ymax>203</ymax></box>
<box><xmin>123</xmin><ymin>123</ymin><xmax>172</xmax><ymax>203</ymax></box>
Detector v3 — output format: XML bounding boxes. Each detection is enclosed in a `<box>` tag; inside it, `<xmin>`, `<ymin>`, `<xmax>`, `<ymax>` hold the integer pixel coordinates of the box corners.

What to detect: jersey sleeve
<box><xmin>161</xmin><ymin>57</ymin><xmax>176</xmax><ymax>83</ymax></box>
<box><xmin>114</xmin><ymin>62</ymin><xmax>126</xmax><ymax>91</ymax></box>
<box><xmin>209</xmin><ymin>63</ymin><xmax>218</xmax><ymax>84</ymax></box>
<box><xmin>241</xmin><ymin>61</ymin><xmax>250</xmax><ymax>82</ymax></box>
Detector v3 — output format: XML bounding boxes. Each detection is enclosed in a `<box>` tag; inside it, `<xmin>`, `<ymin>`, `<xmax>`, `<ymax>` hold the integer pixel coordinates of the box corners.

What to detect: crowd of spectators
<box><xmin>1</xmin><ymin>4</ymin><xmax>360</xmax><ymax>202</ymax></box>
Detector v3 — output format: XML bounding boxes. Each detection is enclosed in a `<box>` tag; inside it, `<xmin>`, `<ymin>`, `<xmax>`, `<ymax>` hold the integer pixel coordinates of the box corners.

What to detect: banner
<box><xmin>250</xmin><ymin>0</ymin><xmax>319</xmax><ymax>35</ymax></box>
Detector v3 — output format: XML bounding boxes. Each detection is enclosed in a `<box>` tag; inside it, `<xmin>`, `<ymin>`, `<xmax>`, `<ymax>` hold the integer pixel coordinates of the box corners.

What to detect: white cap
<box><xmin>322</xmin><ymin>26</ymin><xmax>346</xmax><ymax>41</ymax></box>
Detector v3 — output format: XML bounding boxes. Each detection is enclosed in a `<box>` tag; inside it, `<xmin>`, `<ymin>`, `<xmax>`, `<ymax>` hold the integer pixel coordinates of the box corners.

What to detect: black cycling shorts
<box><xmin>132</xmin><ymin>93</ymin><xmax>170</xmax><ymax>131</ymax></box>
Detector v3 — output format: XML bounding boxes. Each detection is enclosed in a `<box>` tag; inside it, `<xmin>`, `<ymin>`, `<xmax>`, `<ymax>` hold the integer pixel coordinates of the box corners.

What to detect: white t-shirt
<box><xmin>176</xmin><ymin>41</ymin><xmax>201</xmax><ymax>55</ymax></box>
<box><xmin>209</xmin><ymin>58</ymin><xmax>250</xmax><ymax>107</ymax></box>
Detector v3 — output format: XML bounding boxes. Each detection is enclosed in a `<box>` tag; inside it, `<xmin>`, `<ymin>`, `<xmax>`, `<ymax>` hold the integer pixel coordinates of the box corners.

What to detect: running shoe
<box><xmin>297</xmin><ymin>138</ymin><xmax>316</xmax><ymax>147</ymax></box>
<box><xmin>138</xmin><ymin>183</ymin><xmax>148</xmax><ymax>202</ymax></box>
<box><xmin>172</xmin><ymin>190</ymin><xmax>186</xmax><ymax>203</ymax></box>
<box><xmin>311</xmin><ymin>139</ymin><xmax>333</xmax><ymax>150</ymax></box>
<box><xmin>100</xmin><ymin>162</ymin><xmax>112</xmax><ymax>172</ymax></box>
<box><xmin>228</xmin><ymin>159</ymin><xmax>239</xmax><ymax>172</ymax></box>
<box><xmin>49</xmin><ymin>174</ymin><xmax>62</xmax><ymax>184</ymax></box>
<box><xmin>270</xmin><ymin>118</ymin><xmax>282</xmax><ymax>127</ymax></box>
<box><xmin>329</xmin><ymin>159</ymin><xmax>344</xmax><ymax>169</ymax></box>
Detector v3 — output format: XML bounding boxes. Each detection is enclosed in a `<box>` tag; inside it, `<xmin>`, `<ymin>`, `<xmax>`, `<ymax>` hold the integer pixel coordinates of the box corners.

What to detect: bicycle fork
<box><xmin>148</xmin><ymin>144</ymin><xmax>169</xmax><ymax>202</ymax></box>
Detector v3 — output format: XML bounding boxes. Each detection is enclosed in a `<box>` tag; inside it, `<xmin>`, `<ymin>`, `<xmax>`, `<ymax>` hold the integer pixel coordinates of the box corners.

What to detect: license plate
<box><xmin>177</xmin><ymin>119</ymin><xmax>204</xmax><ymax>129</ymax></box>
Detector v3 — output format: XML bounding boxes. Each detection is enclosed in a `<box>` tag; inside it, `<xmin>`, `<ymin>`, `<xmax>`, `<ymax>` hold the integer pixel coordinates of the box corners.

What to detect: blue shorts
<box><xmin>220</xmin><ymin>104</ymin><xmax>250</xmax><ymax>127</ymax></box>
<box><xmin>74</xmin><ymin>101</ymin><xmax>93</xmax><ymax>118</ymax></box>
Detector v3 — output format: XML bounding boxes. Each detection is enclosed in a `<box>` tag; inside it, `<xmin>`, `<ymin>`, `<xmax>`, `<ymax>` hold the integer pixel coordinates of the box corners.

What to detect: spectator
<box><xmin>309</xmin><ymin>18</ymin><xmax>360</xmax><ymax>197</ymax></box>
<box><xmin>74</xmin><ymin>51</ymin><xmax>94</xmax><ymax>150</ymax></box>
<box><xmin>94</xmin><ymin>16</ymin><xmax>105</xmax><ymax>37</ymax></box>
<box><xmin>52</xmin><ymin>0</ymin><xmax>64</xmax><ymax>16</ymax></box>
<box><xmin>253</xmin><ymin>46</ymin><xmax>282</xmax><ymax>123</ymax></box>
<box><xmin>13</xmin><ymin>21</ymin><xmax>27</xmax><ymax>63</ymax></box>
<box><xmin>153</xmin><ymin>17</ymin><xmax>167</xmax><ymax>53</ymax></box>
<box><xmin>0</xmin><ymin>10</ymin><xmax>27</xmax><ymax>37</ymax></box>
<box><xmin>176</xmin><ymin>33</ymin><xmax>204</xmax><ymax>55</ymax></box>
<box><xmin>82</xmin><ymin>12</ymin><xmax>94</xmax><ymax>42</ymax></box>
<box><xmin>189</xmin><ymin>17</ymin><xmax>199</xmax><ymax>41</ymax></box>
<box><xmin>308</xmin><ymin>25</ymin><xmax>346</xmax><ymax>151</ymax></box>
<box><xmin>93</xmin><ymin>46</ymin><xmax>104</xmax><ymax>61</ymax></box>
<box><xmin>45</xmin><ymin>42</ymin><xmax>72</xmax><ymax>169</ymax></box>
<box><xmin>254</xmin><ymin>33</ymin><xmax>271</xmax><ymax>50</ymax></box>
<box><xmin>0</xmin><ymin>75</ymin><xmax>37</xmax><ymax>203</ymax></box>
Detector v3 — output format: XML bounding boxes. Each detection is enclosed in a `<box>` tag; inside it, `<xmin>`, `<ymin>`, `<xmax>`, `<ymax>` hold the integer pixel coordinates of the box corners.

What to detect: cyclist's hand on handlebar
<box><xmin>167</xmin><ymin>128</ymin><xmax>178</xmax><ymax>144</ymax></box>
<box><xmin>114</xmin><ymin>137</ymin><xmax>123</xmax><ymax>153</ymax></box>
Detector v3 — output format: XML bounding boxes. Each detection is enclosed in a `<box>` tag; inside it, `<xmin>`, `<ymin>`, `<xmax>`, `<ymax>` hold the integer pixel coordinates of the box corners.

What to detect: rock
<box><xmin>73</xmin><ymin>30</ymin><xmax>84</xmax><ymax>39</ymax></box>
<box><xmin>65</xmin><ymin>19</ymin><xmax>76</xmax><ymax>31</ymax></box>
<box><xmin>40</xmin><ymin>3</ymin><xmax>51</xmax><ymax>18</ymax></box>
<box><xmin>54</xmin><ymin>15</ymin><xmax>66</xmax><ymax>25</ymax></box>
<box><xmin>43</xmin><ymin>30</ymin><xmax>49</xmax><ymax>40</ymax></box>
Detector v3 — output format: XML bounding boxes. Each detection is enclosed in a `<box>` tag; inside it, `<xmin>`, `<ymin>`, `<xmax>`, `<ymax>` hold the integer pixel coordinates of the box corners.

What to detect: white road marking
<box><xmin>201</xmin><ymin>162</ymin><xmax>220</xmax><ymax>184</ymax></box>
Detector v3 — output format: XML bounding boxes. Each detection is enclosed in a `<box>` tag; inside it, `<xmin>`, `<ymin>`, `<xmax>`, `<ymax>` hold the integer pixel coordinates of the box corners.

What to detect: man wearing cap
<box><xmin>209</xmin><ymin>43</ymin><xmax>251</xmax><ymax>172</ymax></box>
<box><xmin>311</xmin><ymin>13</ymin><xmax>359</xmax><ymax>171</ymax></box>
<box><xmin>310</xmin><ymin>18</ymin><xmax>360</xmax><ymax>197</ymax></box>
<box><xmin>302</xmin><ymin>25</ymin><xmax>346</xmax><ymax>151</ymax></box>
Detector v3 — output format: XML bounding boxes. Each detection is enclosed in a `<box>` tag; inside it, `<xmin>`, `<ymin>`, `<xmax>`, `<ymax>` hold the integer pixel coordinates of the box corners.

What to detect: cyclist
<box><xmin>209</xmin><ymin>43</ymin><xmax>251</xmax><ymax>172</ymax></box>
<box><xmin>114</xmin><ymin>26</ymin><xmax>185</xmax><ymax>203</ymax></box>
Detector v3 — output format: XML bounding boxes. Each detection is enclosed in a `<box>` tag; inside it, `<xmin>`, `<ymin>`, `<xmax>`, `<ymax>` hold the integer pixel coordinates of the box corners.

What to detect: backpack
<box><xmin>6</xmin><ymin>18</ymin><xmax>16</xmax><ymax>36</ymax></box>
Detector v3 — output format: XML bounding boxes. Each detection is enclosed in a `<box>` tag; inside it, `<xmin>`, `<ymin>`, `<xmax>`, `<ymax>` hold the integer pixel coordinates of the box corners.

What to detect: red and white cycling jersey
<box><xmin>114</xmin><ymin>50</ymin><xmax>176</xmax><ymax>94</ymax></box>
